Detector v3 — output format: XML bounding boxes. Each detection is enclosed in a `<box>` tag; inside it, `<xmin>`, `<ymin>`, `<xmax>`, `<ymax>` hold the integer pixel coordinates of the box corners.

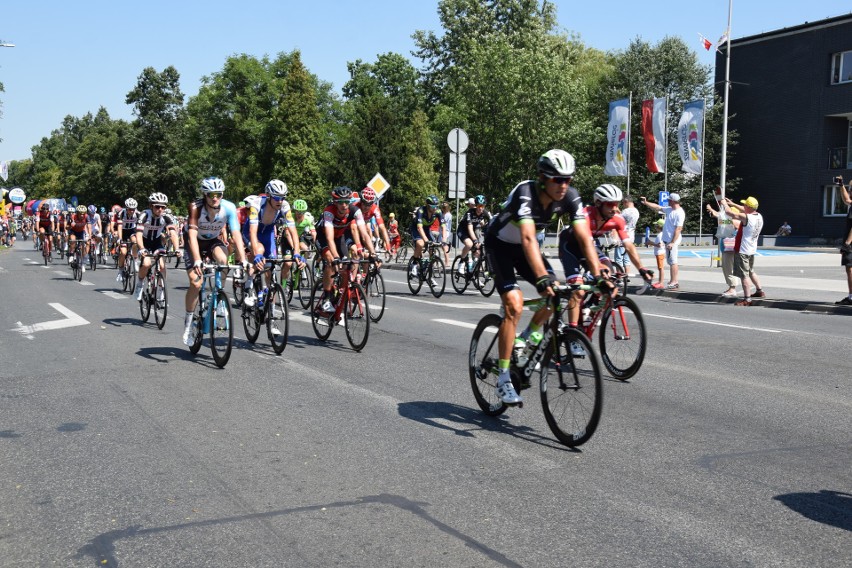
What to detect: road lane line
<box><xmin>643</xmin><ymin>312</ymin><xmax>784</xmax><ymax>333</ymax></box>
<box><xmin>389</xmin><ymin>294</ymin><xmax>495</xmax><ymax>309</ymax></box>
<box><xmin>9</xmin><ymin>303</ymin><xmax>89</xmax><ymax>335</ymax></box>
<box><xmin>100</xmin><ymin>291</ymin><xmax>127</xmax><ymax>300</ymax></box>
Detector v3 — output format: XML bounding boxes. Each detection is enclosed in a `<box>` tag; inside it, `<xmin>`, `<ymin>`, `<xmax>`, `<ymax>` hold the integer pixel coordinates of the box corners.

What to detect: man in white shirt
<box><xmin>614</xmin><ymin>196</ymin><xmax>639</xmax><ymax>272</ymax></box>
<box><xmin>640</xmin><ymin>192</ymin><xmax>685</xmax><ymax>289</ymax></box>
<box><xmin>722</xmin><ymin>195</ymin><xmax>765</xmax><ymax>306</ymax></box>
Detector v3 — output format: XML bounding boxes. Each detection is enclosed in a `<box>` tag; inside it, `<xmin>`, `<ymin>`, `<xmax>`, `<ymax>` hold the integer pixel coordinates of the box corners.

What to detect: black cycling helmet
<box><xmin>331</xmin><ymin>186</ymin><xmax>352</xmax><ymax>201</ymax></box>
<box><xmin>425</xmin><ymin>195</ymin><xmax>439</xmax><ymax>207</ymax></box>
<box><xmin>537</xmin><ymin>149</ymin><xmax>576</xmax><ymax>178</ymax></box>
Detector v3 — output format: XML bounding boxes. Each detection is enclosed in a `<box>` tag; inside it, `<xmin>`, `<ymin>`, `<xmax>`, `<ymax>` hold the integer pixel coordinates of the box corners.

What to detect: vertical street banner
<box><xmin>677</xmin><ymin>100</ymin><xmax>705</xmax><ymax>175</ymax></box>
<box><xmin>604</xmin><ymin>98</ymin><xmax>630</xmax><ymax>177</ymax></box>
<box><xmin>0</xmin><ymin>160</ymin><xmax>8</xmax><ymax>182</ymax></box>
<box><xmin>641</xmin><ymin>97</ymin><xmax>666</xmax><ymax>173</ymax></box>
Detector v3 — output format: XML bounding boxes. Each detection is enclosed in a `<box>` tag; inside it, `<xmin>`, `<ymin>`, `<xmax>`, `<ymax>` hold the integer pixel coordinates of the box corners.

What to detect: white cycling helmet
<box><xmin>264</xmin><ymin>179</ymin><xmax>288</xmax><ymax>197</ymax></box>
<box><xmin>593</xmin><ymin>184</ymin><xmax>623</xmax><ymax>203</ymax></box>
<box><xmin>148</xmin><ymin>192</ymin><xmax>168</xmax><ymax>205</ymax></box>
<box><xmin>124</xmin><ymin>198</ymin><xmax>138</xmax><ymax>209</ymax></box>
<box><xmin>537</xmin><ymin>149</ymin><xmax>576</xmax><ymax>178</ymax></box>
<box><xmin>200</xmin><ymin>177</ymin><xmax>225</xmax><ymax>194</ymax></box>
<box><xmin>244</xmin><ymin>195</ymin><xmax>262</xmax><ymax>210</ymax></box>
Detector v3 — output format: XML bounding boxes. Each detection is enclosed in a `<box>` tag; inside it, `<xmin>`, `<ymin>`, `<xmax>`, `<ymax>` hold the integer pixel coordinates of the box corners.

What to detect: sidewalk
<box><xmin>384</xmin><ymin>246</ymin><xmax>852</xmax><ymax>315</ymax></box>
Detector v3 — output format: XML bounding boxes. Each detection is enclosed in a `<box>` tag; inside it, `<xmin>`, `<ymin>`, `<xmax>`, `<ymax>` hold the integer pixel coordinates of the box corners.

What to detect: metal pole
<box><xmin>627</xmin><ymin>92</ymin><xmax>632</xmax><ymax>195</ymax></box>
<box><xmin>699</xmin><ymin>98</ymin><xmax>707</xmax><ymax>244</ymax></box>
<box><xmin>719</xmin><ymin>0</ymin><xmax>733</xmax><ymax>199</ymax></box>
<box><xmin>663</xmin><ymin>95</ymin><xmax>669</xmax><ymax>194</ymax></box>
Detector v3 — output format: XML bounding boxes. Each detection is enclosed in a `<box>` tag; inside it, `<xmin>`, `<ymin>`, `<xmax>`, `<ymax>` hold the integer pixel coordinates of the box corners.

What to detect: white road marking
<box><xmin>643</xmin><ymin>312</ymin><xmax>784</xmax><ymax>333</ymax></box>
<box><xmin>432</xmin><ymin>318</ymin><xmax>497</xmax><ymax>333</ymax></box>
<box><xmin>79</xmin><ymin>280</ymin><xmax>95</xmax><ymax>286</ymax></box>
<box><xmin>9</xmin><ymin>303</ymin><xmax>89</xmax><ymax>336</ymax></box>
<box><xmin>100</xmin><ymin>291</ymin><xmax>127</xmax><ymax>300</ymax></box>
<box><xmin>54</xmin><ymin>270</ymin><xmax>70</xmax><ymax>277</ymax></box>
<box><xmin>389</xmin><ymin>294</ymin><xmax>495</xmax><ymax>309</ymax></box>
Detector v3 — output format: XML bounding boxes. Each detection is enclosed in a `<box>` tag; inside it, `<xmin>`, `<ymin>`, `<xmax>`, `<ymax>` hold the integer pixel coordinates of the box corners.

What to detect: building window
<box><xmin>824</xmin><ymin>184</ymin><xmax>849</xmax><ymax>216</ymax></box>
<box><xmin>831</xmin><ymin>51</ymin><xmax>852</xmax><ymax>84</ymax></box>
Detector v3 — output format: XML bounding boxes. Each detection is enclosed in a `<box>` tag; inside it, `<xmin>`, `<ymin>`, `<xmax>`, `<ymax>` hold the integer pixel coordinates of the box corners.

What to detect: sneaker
<box><xmin>721</xmin><ymin>289</ymin><xmax>737</xmax><ymax>297</ymax></box>
<box><xmin>429</xmin><ymin>278</ymin><xmax>439</xmax><ymax>288</ymax></box>
<box><xmin>244</xmin><ymin>291</ymin><xmax>256</xmax><ymax>307</ymax></box>
<box><xmin>651</xmin><ymin>282</ymin><xmax>664</xmax><ymax>289</ymax></box>
<box><xmin>409</xmin><ymin>264</ymin><xmax>419</xmax><ymax>278</ymax></box>
<box><xmin>496</xmin><ymin>381</ymin><xmax>523</xmax><ymax>405</ymax></box>
<box><xmin>182</xmin><ymin>325</ymin><xmax>196</xmax><ymax>346</ymax></box>
<box><xmin>81</xmin><ymin>265</ymin><xmax>86</xmax><ymax>274</ymax></box>
<box><xmin>735</xmin><ymin>299</ymin><xmax>752</xmax><ymax>306</ymax></box>
<box><xmin>135</xmin><ymin>285</ymin><xmax>145</xmax><ymax>302</ymax></box>
<box><xmin>835</xmin><ymin>297</ymin><xmax>852</xmax><ymax>306</ymax></box>
<box><xmin>570</xmin><ymin>341</ymin><xmax>586</xmax><ymax>357</ymax></box>
<box><xmin>752</xmin><ymin>289</ymin><xmax>766</xmax><ymax>298</ymax></box>
<box><xmin>665</xmin><ymin>282</ymin><xmax>679</xmax><ymax>290</ymax></box>
<box><xmin>116</xmin><ymin>272</ymin><xmax>125</xmax><ymax>283</ymax></box>
<box><xmin>321</xmin><ymin>300</ymin><xmax>334</xmax><ymax>313</ymax></box>
<box><xmin>270</xmin><ymin>326</ymin><xmax>282</xmax><ymax>336</ymax></box>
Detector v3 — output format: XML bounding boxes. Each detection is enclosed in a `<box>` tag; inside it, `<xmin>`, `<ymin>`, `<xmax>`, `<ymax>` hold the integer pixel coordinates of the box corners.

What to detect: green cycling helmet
<box><xmin>293</xmin><ymin>199</ymin><xmax>308</xmax><ymax>212</ymax></box>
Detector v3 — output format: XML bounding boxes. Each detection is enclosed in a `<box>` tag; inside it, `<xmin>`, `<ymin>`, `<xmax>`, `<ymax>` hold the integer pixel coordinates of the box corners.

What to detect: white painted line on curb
<box><xmin>643</xmin><ymin>312</ymin><xmax>783</xmax><ymax>333</ymax></box>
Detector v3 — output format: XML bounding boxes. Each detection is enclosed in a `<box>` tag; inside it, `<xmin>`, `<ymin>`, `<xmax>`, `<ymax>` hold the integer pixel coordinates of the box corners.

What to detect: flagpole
<box><xmin>719</xmin><ymin>0</ymin><xmax>733</xmax><ymax>199</ymax></box>
<box><xmin>698</xmin><ymin>97</ymin><xmax>707</xmax><ymax>243</ymax></box>
<box><xmin>627</xmin><ymin>91</ymin><xmax>633</xmax><ymax>195</ymax></box>
<box><xmin>663</xmin><ymin>95</ymin><xmax>669</xmax><ymax>194</ymax></box>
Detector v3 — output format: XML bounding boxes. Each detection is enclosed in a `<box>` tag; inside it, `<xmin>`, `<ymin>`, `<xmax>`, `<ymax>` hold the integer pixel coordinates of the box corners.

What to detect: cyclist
<box><xmin>114</xmin><ymin>198</ymin><xmax>142</xmax><ymax>281</ymax></box>
<box><xmin>68</xmin><ymin>205</ymin><xmax>91</xmax><ymax>271</ymax></box>
<box><xmin>315</xmin><ymin>186</ymin><xmax>374</xmax><ymax>313</ymax></box>
<box><xmin>36</xmin><ymin>203</ymin><xmax>54</xmax><ymax>249</ymax></box>
<box><xmin>559</xmin><ymin>184</ymin><xmax>655</xmax><ymax>328</ymax></box>
<box><xmin>408</xmin><ymin>195</ymin><xmax>446</xmax><ymax>279</ymax></box>
<box><xmin>134</xmin><ymin>193</ymin><xmax>180</xmax><ymax>301</ymax></box>
<box><xmin>357</xmin><ymin>188</ymin><xmax>391</xmax><ymax>258</ymax></box>
<box><xmin>55</xmin><ymin>208</ymin><xmax>69</xmax><ymax>255</ymax></box>
<box><xmin>240</xmin><ymin>179</ymin><xmax>303</xmax><ymax>306</ymax></box>
<box><xmin>86</xmin><ymin>205</ymin><xmax>103</xmax><ymax>261</ymax></box>
<box><xmin>292</xmin><ymin>199</ymin><xmax>316</xmax><ymax>254</ymax></box>
<box><xmin>484</xmin><ymin>149</ymin><xmax>605</xmax><ymax>406</ymax></box>
<box><xmin>182</xmin><ymin>177</ymin><xmax>249</xmax><ymax>345</ymax></box>
<box><xmin>455</xmin><ymin>194</ymin><xmax>492</xmax><ymax>275</ymax></box>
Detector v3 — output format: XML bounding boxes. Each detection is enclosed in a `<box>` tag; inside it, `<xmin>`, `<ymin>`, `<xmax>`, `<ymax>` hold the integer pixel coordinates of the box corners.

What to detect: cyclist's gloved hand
<box><xmin>139</xmin><ymin>248</ymin><xmax>148</xmax><ymax>256</ymax></box>
<box><xmin>253</xmin><ymin>254</ymin><xmax>265</xmax><ymax>265</ymax></box>
<box><xmin>332</xmin><ymin>257</ymin><xmax>341</xmax><ymax>266</ymax></box>
<box><xmin>155</xmin><ymin>248</ymin><xmax>166</xmax><ymax>255</ymax></box>
<box><xmin>535</xmin><ymin>274</ymin><xmax>555</xmax><ymax>297</ymax></box>
<box><xmin>368</xmin><ymin>253</ymin><xmax>378</xmax><ymax>263</ymax></box>
<box><xmin>293</xmin><ymin>254</ymin><xmax>304</xmax><ymax>264</ymax></box>
<box><xmin>595</xmin><ymin>273</ymin><xmax>616</xmax><ymax>294</ymax></box>
<box><xmin>638</xmin><ymin>267</ymin><xmax>654</xmax><ymax>281</ymax></box>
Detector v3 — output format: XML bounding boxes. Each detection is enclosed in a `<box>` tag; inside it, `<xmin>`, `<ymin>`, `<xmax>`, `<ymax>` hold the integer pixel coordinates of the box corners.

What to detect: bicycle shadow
<box><xmin>135</xmin><ymin>345</ymin><xmax>219</xmax><ymax>367</ymax></box>
<box><xmin>102</xmin><ymin>317</ymin><xmax>146</xmax><ymax>328</ymax></box>
<box><xmin>397</xmin><ymin>400</ymin><xmax>578</xmax><ymax>452</ymax></box>
<box><xmin>773</xmin><ymin>490</ymin><xmax>852</xmax><ymax>531</ymax></box>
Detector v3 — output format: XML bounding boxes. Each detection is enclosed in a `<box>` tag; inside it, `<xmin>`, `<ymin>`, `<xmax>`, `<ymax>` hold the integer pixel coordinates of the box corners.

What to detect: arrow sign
<box><xmin>10</xmin><ymin>303</ymin><xmax>89</xmax><ymax>339</ymax></box>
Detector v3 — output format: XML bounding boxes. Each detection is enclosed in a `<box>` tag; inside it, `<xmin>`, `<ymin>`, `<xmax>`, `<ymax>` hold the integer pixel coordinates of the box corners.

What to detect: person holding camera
<box><xmin>640</xmin><ymin>193</ymin><xmax>684</xmax><ymax>289</ymax></box>
<box><xmin>835</xmin><ymin>175</ymin><xmax>852</xmax><ymax>305</ymax></box>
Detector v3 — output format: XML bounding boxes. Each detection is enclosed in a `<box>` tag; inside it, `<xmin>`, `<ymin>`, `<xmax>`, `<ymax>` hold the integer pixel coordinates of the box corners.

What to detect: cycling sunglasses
<box><xmin>549</xmin><ymin>176</ymin><xmax>573</xmax><ymax>185</ymax></box>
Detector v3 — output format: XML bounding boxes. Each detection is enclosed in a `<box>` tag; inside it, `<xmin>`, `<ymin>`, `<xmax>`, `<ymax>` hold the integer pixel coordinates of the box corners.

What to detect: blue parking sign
<box><xmin>658</xmin><ymin>191</ymin><xmax>669</xmax><ymax>207</ymax></box>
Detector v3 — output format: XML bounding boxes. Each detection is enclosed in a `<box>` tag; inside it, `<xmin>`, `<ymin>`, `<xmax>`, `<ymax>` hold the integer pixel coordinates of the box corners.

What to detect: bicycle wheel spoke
<box><xmin>469</xmin><ymin>314</ymin><xmax>507</xmax><ymax>416</ymax></box>
<box><xmin>598</xmin><ymin>296</ymin><xmax>646</xmax><ymax>380</ymax></box>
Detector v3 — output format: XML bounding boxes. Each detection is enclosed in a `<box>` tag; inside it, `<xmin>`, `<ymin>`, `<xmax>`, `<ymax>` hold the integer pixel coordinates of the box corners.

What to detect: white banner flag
<box><xmin>677</xmin><ymin>100</ymin><xmax>704</xmax><ymax>175</ymax></box>
<box><xmin>604</xmin><ymin>98</ymin><xmax>630</xmax><ymax>177</ymax></box>
<box><xmin>0</xmin><ymin>161</ymin><xmax>8</xmax><ymax>182</ymax></box>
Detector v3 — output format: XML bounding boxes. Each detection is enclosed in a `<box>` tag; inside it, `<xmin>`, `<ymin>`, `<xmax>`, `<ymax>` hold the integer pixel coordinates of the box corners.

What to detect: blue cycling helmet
<box><xmin>474</xmin><ymin>195</ymin><xmax>486</xmax><ymax>205</ymax></box>
<box><xmin>425</xmin><ymin>195</ymin><xmax>439</xmax><ymax>207</ymax></box>
<box><xmin>99</xmin><ymin>207</ymin><xmax>106</xmax><ymax>214</ymax></box>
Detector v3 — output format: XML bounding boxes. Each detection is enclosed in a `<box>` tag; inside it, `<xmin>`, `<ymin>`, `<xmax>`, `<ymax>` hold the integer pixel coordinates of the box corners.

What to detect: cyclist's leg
<box><xmin>557</xmin><ymin>228</ymin><xmax>588</xmax><ymax>326</ymax></box>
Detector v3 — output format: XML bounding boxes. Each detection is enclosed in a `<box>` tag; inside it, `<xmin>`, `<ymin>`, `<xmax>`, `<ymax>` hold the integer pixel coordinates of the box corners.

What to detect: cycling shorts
<box><xmin>558</xmin><ymin>229</ymin><xmax>612</xmax><ymax>282</ymax></box>
<box><xmin>484</xmin><ymin>234</ymin><xmax>554</xmax><ymax>295</ymax></box>
<box><xmin>140</xmin><ymin>236</ymin><xmax>163</xmax><ymax>252</ymax></box>
<box><xmin>317</xmin><ymin>228</ymin><xmax>356</xmax><ymax>257</ymax></box>
<box><xmin>70</xmin><ymin>230</ymin><xmax>89</xmax><ymax>241</ymax></box>
<box><xmin>183</xmin><ymin>238</ymin><xmax>228</xmax><ymax>269</ymax></box>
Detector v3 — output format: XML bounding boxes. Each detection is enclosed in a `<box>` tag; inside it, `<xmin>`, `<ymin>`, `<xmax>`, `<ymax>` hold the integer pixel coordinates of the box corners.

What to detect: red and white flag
<box><xmin>641</xmin><ymin>98</ymin><xmax>666</xmax><ymax>173</ymax></box>
<box><xmin>698</xmin><ymin>33</ymin><xmax>712</xmax><ymax>51</ymax></box>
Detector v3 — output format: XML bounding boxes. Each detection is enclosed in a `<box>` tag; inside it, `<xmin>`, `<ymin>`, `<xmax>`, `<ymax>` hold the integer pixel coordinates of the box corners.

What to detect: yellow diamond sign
<box><xmin>366</xmin><ymin>173</ymin><xmax>390</xmax><ymax>198</ymax></box>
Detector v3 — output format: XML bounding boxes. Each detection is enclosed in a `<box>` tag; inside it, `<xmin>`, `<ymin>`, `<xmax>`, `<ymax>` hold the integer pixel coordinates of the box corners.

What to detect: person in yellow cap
<box><xmin>721</xmin><ymin>196</ymin><xmax>766</xmax><ymax>305</ymax></box>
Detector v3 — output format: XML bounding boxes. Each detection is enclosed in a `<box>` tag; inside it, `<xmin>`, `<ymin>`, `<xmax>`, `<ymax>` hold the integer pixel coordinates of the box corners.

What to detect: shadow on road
<box><xmin>397</xmin><ymin>400</ymin><xmax>577</xmax><ymax>452</ymax></box>
<box><xmin>773</xmin><ymin>490</ymin><xmax>852</xmax><ymax>532</ymax></box>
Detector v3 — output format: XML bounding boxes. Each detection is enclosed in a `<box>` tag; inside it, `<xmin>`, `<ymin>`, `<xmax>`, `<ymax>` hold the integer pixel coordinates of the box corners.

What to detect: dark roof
<box><xmin>726</xmin><ymin>13</ymin><xmax>852</xmax><ymax>47</ymax></box>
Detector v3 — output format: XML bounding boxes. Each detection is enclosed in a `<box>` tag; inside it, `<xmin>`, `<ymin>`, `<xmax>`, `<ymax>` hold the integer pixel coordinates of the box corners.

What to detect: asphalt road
<box><xmin>0</xmin><ymin>245</ymin><xmax>849</xmax><ymax>567</ymax></box>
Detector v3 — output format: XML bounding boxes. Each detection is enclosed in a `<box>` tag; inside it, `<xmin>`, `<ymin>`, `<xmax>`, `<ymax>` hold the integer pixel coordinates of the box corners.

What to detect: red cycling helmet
<box><xmin>361</xmin><ymin>188</ymin><xmax>377</xmax><ymax>204</ymax></box>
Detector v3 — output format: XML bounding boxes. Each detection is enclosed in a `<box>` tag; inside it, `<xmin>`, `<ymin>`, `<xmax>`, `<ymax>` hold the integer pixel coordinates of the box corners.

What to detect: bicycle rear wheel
<box><xmin>210</xmin><ymin>290</ymin><xmax>233</xmax><ymax>368</ymax></box>
<box><xmin>540</xmin><ymin>327</ymin><xmax>603</xmax><ymax>447</ymax></box>
<box><xmin>266</xmin><ymin>283</ymin><xmax>289</xmax><ymax>354</ymax></box>
<box><xmin>365</xmin><ymin>269</ymin><xmax>385</xmax><ymax>322</ymax></box>
<box><xmin>428</xmin><ymin>257</ymin><xmax>446</xmax><ymax>298</ymax></box>
<box><xmin>154</xmin><ymin>274</ymin><xmax>168</xmax><ymax>330</ymax></box>
<box><xmin>598</xmin><ymin>296</ymin><xmax>646</xmax><ymax>380</ymax></box>
<box><xmin>127</xmin><ymin>260</ymin><xmax>137</xmax><ymax>294</ymax></box>
<box><xmin>139</xmin><ymin>278</ymin><xmax>152</xmax><ymax>322</ymax></box>
<box><xmin>189</xmin><ymin>302</ymin><xmax>204</xmax><ymax>355</ymax></box>
<box><xmin>232</xmin><ymin>272</ymin><xmax>245</xmax><ymax>308</ymax></box>
<box><xmin>469</xmin><ymin>313</ymin><xmax>509</xmax><ymax>416</ymax></box>
<box><xmin>310</xmin><ymin>279</ymin><xmax>333</xmax><ymax>340</ymax></box>
<box><xmin>474</xmin><ymin>258</ymin><xmax>495</xmax><ymax>297</ymax></box>
<box><xmin>297</xmin><ymin>264</ymin><xmax>313</xmax><ymax>309</ymax></box>
<box><xmin>450</xmin><ymin>256</ymin><xmax>469</xmax><ymax>294</ymax></box>
<box><xmin>241</xmin><ymin>298</ymin><xmax>261</xmax><ymax>343</ymax></box>
<box><xmin>344</xmin><ymin>282</ymin><xmax>370</xmax><ymax>351</ymax></box>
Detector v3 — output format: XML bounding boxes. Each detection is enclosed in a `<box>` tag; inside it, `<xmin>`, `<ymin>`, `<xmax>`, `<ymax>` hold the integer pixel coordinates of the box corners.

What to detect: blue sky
<box><xmin>1</xmin><ymin>0</ymin><xmax>850</xmax><ymax>162</ymax></box>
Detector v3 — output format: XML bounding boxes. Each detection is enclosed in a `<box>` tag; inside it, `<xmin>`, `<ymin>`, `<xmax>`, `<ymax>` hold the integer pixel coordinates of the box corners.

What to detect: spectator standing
<box><xmin>650</xmin><ymin>218</ymin><xmax>666</xmax><ymax>287</ymax></box>
<box><xmin>441</xmin><ymin>202</ymin><xmax>452</xmax><ymax>265</ymax></box>
<box><xmin>706</xmin><ymin>202</ymin><xmax>742</xmax><ymax>296</ymax></box>
<box><xmin>614</xmin><ymin>196</ymin><xmax>639</xmax><ymax>272</ymax></box>
<box><xmin>721</xmin><ymin>196</ymin><xmax>766</xmax><ymax>306</ymax></box>
<box><xmin>640</xmin><ymin>192</ymin><xmax>685</xmax><ymax>289</ymax></box>
<box><xmin>835</xmin><ymin>176</ymin><xmax>852</xmax><ymax>305</ymax></box>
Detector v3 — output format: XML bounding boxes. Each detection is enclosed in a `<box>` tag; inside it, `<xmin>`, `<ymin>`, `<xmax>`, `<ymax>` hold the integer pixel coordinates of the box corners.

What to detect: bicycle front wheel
<box><xmin>189</xmin><ymin>302</ymin><xmax>204</xmax><ymax>355</ymax></box>
<box><xmin>127</xmin><ymin>261</ymin><xmax>137</xmax><ymax>294</ymax></box>
<box><xmin>344</xmin><ymin>282</ymin><xmax>370</xmax><ymax>351</ymax></box>
<box><xmin>474</xmin><ymin>258</ymin><xmax>495</xmax><ymax>297</ymax></box>
<box><xmin>450</xmin><ymin>256</ymin><xmax>469</xmax><ymax>294</ymax></box>
<box><xmin>469</xmin><ymin>313</ymin><xmax>508</xmax><ymax>416</ymax></box>
<box><xmin>540</xmin><ymin>327</ymin><xmax>603</xmax><ymax>447</ymax></box>
<box><xmin>232</xmin><ymin>273</ymin><xmax>245</xmax><ymax>308</ymax></box>
<box><xmin>406</xmin><ymin>257</ymin><xmax>423</xmax><ymax>295</ymax></box>
<box><xmin>139</xmin><ymin>278</ymin><xmax>152</xmax><ymax>322</ymax></box>
<box><xmin>266</xmin><ymin>283</ymin><xmax>289</xmax><ymax>354</ymax></box>
<box><xmin>598</xmin><ymin>296</ymin><xmax>646</xmax><ymax>380</ymax></box>
<box><xmin>297</xmin><ymin>264</ymin><xmax>314</xmax><ymax>309</ymax></box>
<box><xmin>365</xmin><ymin>270</ymin><xmax>386</xmax><ymax>322</ymax></box>
<box><xmin>210</xmin><ymin>290</ymin><xmax>233</xmax><ymax>368</ymax></box>
<box><xmin>428</xmin><ymin>257</ymin><xmax>446</xmax><ymax>298</ymax></box>
<box><xmin>154</xmin><ymin>274</ymin><xmax>168</xmax><ymax>330</ymax></box>
<box><xmin>310</xmin><ymin>279</ymin><xmax>333</xmax><ymax>341</ymax></box>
